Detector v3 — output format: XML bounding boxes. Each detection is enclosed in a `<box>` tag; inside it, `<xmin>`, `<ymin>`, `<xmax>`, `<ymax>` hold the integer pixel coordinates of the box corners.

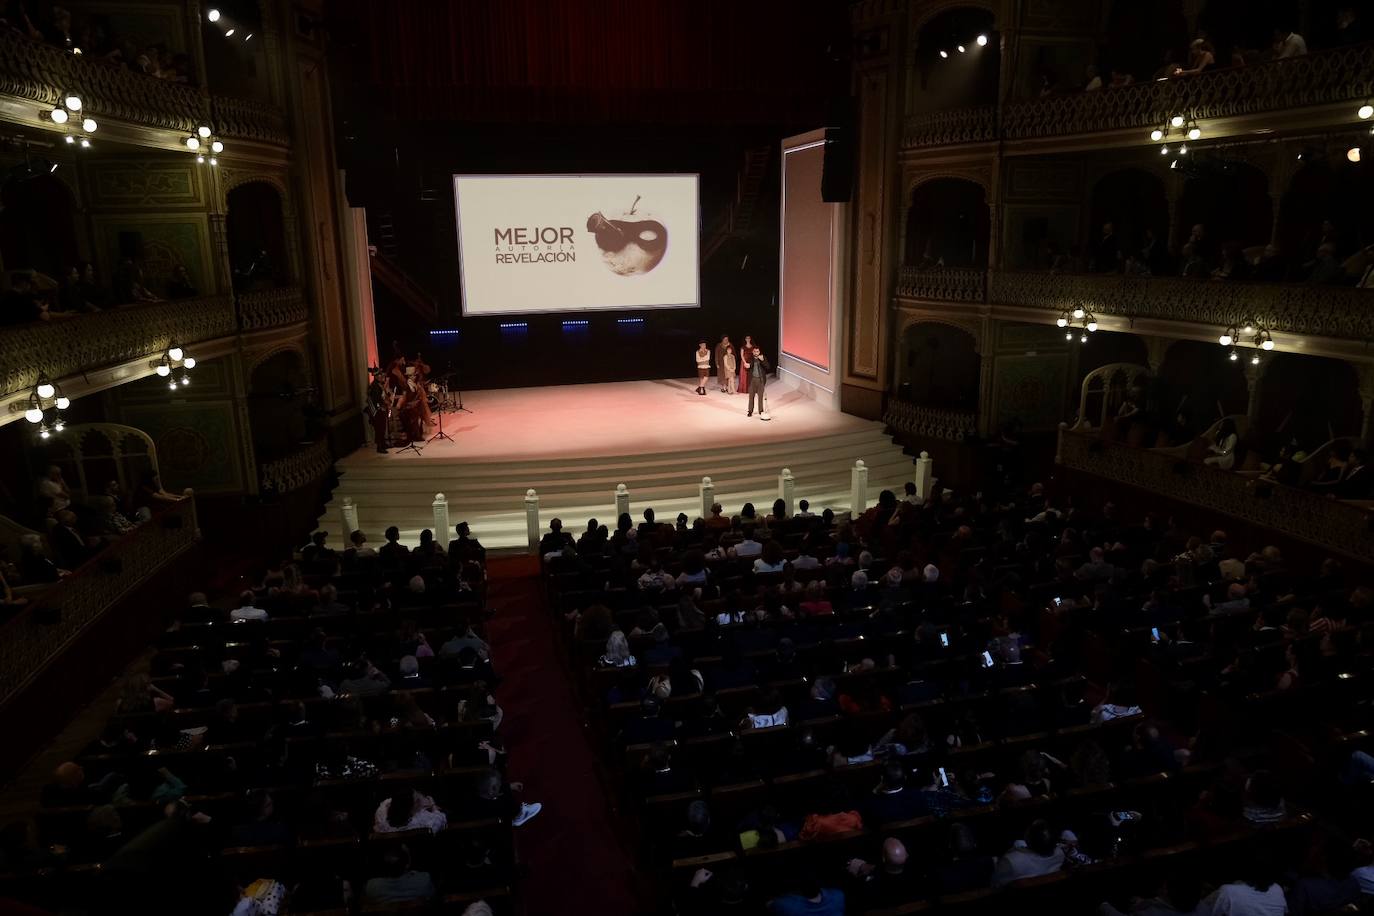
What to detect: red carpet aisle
<box><xmin>484</xmin><ymin>557</ymin><xmax>646</xmax><ymax>916</ymax></box>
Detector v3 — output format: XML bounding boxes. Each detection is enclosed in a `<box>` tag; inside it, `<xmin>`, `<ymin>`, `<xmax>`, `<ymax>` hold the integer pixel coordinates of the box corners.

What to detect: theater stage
<box><xmin>316</xmin><ymin>379</ymin><xmax>914</xmax><ymax>551</ymax></box>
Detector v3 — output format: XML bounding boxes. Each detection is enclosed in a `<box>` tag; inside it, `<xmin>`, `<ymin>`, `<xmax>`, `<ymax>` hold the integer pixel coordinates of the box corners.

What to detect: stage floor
<box><xmin>369</xmin><ymin>377</ymin><xmax>871</xmax><ymax>462</ymax></box>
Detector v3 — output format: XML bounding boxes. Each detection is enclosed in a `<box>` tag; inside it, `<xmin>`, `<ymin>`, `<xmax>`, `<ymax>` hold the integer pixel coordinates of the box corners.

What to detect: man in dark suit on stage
<box><xmin>747</xmin><ymin>346</ymin><xmax>771</xmax><ymax>418</ymax></box>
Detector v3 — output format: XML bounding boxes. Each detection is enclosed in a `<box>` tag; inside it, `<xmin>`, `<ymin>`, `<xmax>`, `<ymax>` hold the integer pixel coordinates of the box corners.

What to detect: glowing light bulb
<box><xmin>1072</xmin><ymin>307</ymin><xmax>1084</xmax><ymax>319</ymax></box>
<box><xmin>180</xmin><ymin>375</ymin><xmax>191</xmax><ymax>387</ymax></box>
<box><xmin>64</xmin><ymin>136</ymin><xmax>74</xmax><ymax>144</ymax></box>
<box><xmin>1170</xmin><ymin>115</ymin><xmax>1184</xmax><ymax>128</ymax></box>
<box><xmin>957</xmin><ymin>45</ymin><xmax>966</xmax><ymax>53</ymax></box>
<box><xmin>156</xmin><ymin>362</ymin><xmax>170</xmax><ymax>377</ymax></box>
<box><xmin>225</xmin><ymin>28</ymin><xmax>235</xmax><ymax>37</ymax></box>
<box><xmin>50</xmin><ymin>105</ymin><xmax>68</xmax><ymax>124</ymax></box>
<box><xmin>183</xmin><ymin>357</ymin><xmax>197</xmax><ymax>369</ymax></box>
<box><xmin>1242</xmin><ymin>324</ymin><xmax>1254</xmax><ymax>336</ymax></box>
<box><xmin>210</xmin><ymin>140</ymin><xmax>223</xmax><ymax>153</ymax></box>
<box><xmin>1261</xmin><ymin>339</ymin><xmax>1274</xmax><ymax>351</ymax></box>
<box><xmin>168</xmin><ymin>346</ymin><xmax>183</xmax><ymax>361</ymax></box>
<box><xmin>1178</xmin><ymin>144</ymin><xmax>1187</xmax><ymax>154</ymax></box>
<box><xmin>939</xmin><ymin>50</ymin><xmax>948</xmax><ymax>59</ymax></box>
<box><xmin>185</xmin><ymin>136</ymin><xmax>200</xmax><ymax>150</ymax></box>
<box><xmin>79</xmin><ymin>138</ymin><xmax>89</xmax><ymax>148</ymax></box>
<box><xmin>1079</xmin><ymin>333</ymin><xmax>1088</xmax><ymax>343</ymax></box>
<box><xmin>197</xmin><ymin>125</ymin><xmax>211</xmax><ymax>138</ymax></box>
<box><xmin>1056</xmin><ymin>317</ymin><xmax>1068</xmax><ymax>328</ymax></box>
<box><xmin>1349</xmin><ymin>147</ymin><xmax>1362</xmax><ymax>163</ymax></box>
<box><xmin>1086</xmin><ymin>321</ymin><xmax>1098</xmax><ymax>332</ymax></box>
<box><xmin>1361</xmin><ymin>104</ymin><xmax>1374</xmax><ymax>120</ymax></box>
<box><xmin>208</xmin><ymin>8</ymin><xmax>221</xmax><ymax>22</ymax></box>
<box><xmin>37</xmin><ymin>381</ymin><xmax>54</xmax><ymax>399</ymax></box>
<box><xmin>1150</xmin><ymin>128</ymin><xmax>1163</xmax><ymax>141</ymax></box>
<box><xmin>1160</xmin><ymin>145</ymin><xmax>1170</xmax><ymax>155</ymax></box>
<box><xmin>25</xmin><ymin>408</ymin><xmax>42</xmax><ymax>423</ymax></box>
<box><xmin>196</xmin><ymin>155</ymin><xmax>205</xmax><ymax>163</ymax></box>
<box><xmin>64</xmin><ymin>94</ymin><xmax>81</xmax><ymax>111</ymax></box>
<box><xmin>1065</xmin><ymin>331</ymin><xmax>1073</xmax><ymax>341</ymax></box>
<box><xmin>976</xmin><ymin>34</ymin><xmax>988</xmax><ymax>46</ymax></box>
<box><xmin>1251</xmin><ymin>353</ymin><xmax>1260</xmax><ymax>365</ymax></box>
<box><xmin>1188</xmin><ymin>127</ymin><xmax>1201</xmax><ymax>141</ymax></box>
<box><xmin>1219</xmin><ymin>334</ymin><xmax>1232</xmax><ymax>346</ymax></box>
<box><xmin>40</xmin><ymin>429</ymin><xmax>50</xmax><ymax>439</ymax></box>
<box><xmin>209</xmin><ymin>157</ymin><xmax>218</xmax><ymax>166</ymax></box>
<box><xmin>1228</xmin><ymin>350</ymin><xmax>1238</xmax><ymax>361</ymax></box>
<box><xmin>82</xmin><ymin>117</ymin><xmax>96</xmax><ymax>132</ymax></box>
<box><xmin>55</xmin><ymin>396</ymin><xmax>70</xmax><ymax>410</ymax></box>
<box><xmin>53</xmin><ymin>421</ymin><xmax>64</xmax><ymax>432</ymax></box>
<box><xmin>169</xmin><ymin>380</ymin><xmax>178</xmax><ymax>390</ymax></box>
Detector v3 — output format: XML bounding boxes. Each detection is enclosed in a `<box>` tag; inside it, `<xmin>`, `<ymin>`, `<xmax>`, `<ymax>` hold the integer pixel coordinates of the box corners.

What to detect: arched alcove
<box><xmin>1256</xmin><ymin>354</ymin><xmax>1361</xmax><ymax>454</ymax></box>
<box><xmin>1156</xmin><ymin>340</ymin><xmax>1249</xmax><ymax>440</ymax></box>
<box><xmin>0</xmin><ymin>171</ymin><xmax>78</xmax><ymax>279</ymax></box>
<box><xmin>1177</xmin><ymin>158</ymin><xmax>1272</xmax><ymax>258</ymax></box>
<box><xmin>913</xmin><ymin>7</ymin><xmax>999</xmax><ymax>107</ymax></box>
<box><xmin>1278</xmin><ymin>155</ymin><xmax>1374</xmax><ymax>272</ymax></box>
<box><xmin>1103</xmin><ymin>0</ymin><xmax>1188</xmax><ymax>82</ymax></box>
<box><xmin>248</xmin><ymin>350</ymin><xmax>310</xmax><ymax>461</ymax></box>
<box><xmin>1088</xmin><ymin>169</ymin><xmax>1169</xmax><ymax>273</ymax></box>
<box><xmin>896</xmin><ymin>321</ymin><xmax>980</xmax><ymax>410</ymax></box>
<box><xmin>1075</xmin><ymin>331</ymin><xmax>1148</xmax><ymax>380</ymax></box>
<box><xmin>227</xmin><ymin>182</ymin><xmax>290</xmax><ymax>292</ymax></box>
<box><xmin>904</xmin><ymin>178</ymin><xmax>990</xmax><ymax>268</ymax></box>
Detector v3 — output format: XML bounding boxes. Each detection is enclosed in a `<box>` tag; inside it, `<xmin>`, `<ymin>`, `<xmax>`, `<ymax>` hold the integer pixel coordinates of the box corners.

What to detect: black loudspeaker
<box><xmin>821</xmin><ymin>125</ymin><xmax>853</xmax><ymax>203</ymax></box>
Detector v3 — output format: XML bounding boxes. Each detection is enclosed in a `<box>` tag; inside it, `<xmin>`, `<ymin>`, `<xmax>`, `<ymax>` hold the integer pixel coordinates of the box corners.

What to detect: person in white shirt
<box><xmin>1204</xmin><ymin>866</ymin><xmax>1286</xmax><ymax>916</ymax></box>
<box><xmin>1272</xmin><ymin>27</ymin><xmax>1307</xmax><ymax>58</ymax></box>
<box><xmin>730</xmin><ymin>536</ymin><xmax>762</xmax><ymax>559</ymax></box>
<box><xmin>38</xmin><ymin>465</ymin><xmax>72</xmax><ymax>513</ymax></box>
<box><xmin>752</xmin><ymin>541</ymin><xmax>786</xmax><ymax>573</ymax></box>
<box><xmin>229</xmin><ymin>590</ymin><xmax>269</xmax><ymax>621</ymax></box>
<box><xmin>792</xmin><ymin>549</ymin><xmax>820</xmax><ymax>570</ymax></box>
<box><xmin>992</xmin><ymin>820</ymin><xmax>1065</xmax><ymax>887</ymax></box>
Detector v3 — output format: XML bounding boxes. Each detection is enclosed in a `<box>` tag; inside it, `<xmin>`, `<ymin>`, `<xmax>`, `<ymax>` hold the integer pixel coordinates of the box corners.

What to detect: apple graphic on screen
<box><xmin>586</xmin><ymin>195</ymin><xmax>668</xmax><ymax>276</ymax></box>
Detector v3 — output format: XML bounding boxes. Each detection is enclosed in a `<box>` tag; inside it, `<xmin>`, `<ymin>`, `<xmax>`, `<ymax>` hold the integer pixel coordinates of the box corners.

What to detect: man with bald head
<box><xmin>42</xmin><ymin>761</ymin><xmax>120</xmax><ymax>808</ymax></box>
<box><xmin>846</xmin><ymin>836</ymin><xmax>918</xmax><ymax>910</ymax></box>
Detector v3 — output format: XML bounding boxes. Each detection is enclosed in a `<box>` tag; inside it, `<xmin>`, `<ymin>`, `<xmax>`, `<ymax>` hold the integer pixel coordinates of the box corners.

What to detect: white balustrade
<box><xmin>431</xmin><ymin>492</ymin><xmax>449</xmax><ymax>541</ymax></box>
<box><xmin>341</xmin><ymin>495</ymin><xmax>359</xmax><ymax>538</ymax></box>
<box><xmin>778</xmin><ymin>467</ymin><xmax>795</xmax><ymax>517</ymax></box>
<box><xmin>699</xmin><ymin>476</ymin><xmax>715</xmax><ymax>522</ymax></box>
<box><xmin>614</xmin><ymin>483</ymin><xmax>630</xmax><ymax>520</ymax></box>
<box><xmin>914</xmin><ymin>451</ymin><xmax>934</xmax><ymax>501</ymax></box>
<box><xmin>524</xmin><ymin>488</ymin><xmax>540</xmax><ymax>553</ymax></box>
<box><xmin>850</xmin><ymin>459</ymin><xmax>868</xmax><ymax>518</ymax></box>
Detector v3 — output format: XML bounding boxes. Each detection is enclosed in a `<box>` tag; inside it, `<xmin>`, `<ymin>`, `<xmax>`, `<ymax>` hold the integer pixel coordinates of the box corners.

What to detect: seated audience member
<box><xmin>865</xmin><ymin>761</ymin><xmax>928</xmax><ymax>825</ymax></box>
<box><xmin>373</xmin><ymin>788</ymin><xmax>448</xmax><ymax>834</ymax></box>
<box><xmin>1204</xmin><ymin>847</ymin><xmax>1286</xmax><ymax>915</ymax></box>
<box><xmin>338</xmin><ymin>658</ymin><xmax>391</xmax><ymax>696</ymax></box>
<box><xmin>600</xmin><ymin>629</ymin><xmax>637</xmax><ymax>668</ymax></box>
<box><xmin>539</xmin><ymin>518</ymin><xmax>574</xmax><ymax>557</ymax></box>
<box><xmin>229</xmin><ymin>590</ymin><xmax>269</xmax><ymax>622</ymax></box>
<box><xmin>992</xmin><ymin>819</ymin><xmax>1065</xmax><ymax>886</ymax></box>
<box><xmin>448</xmin><ymin>521</ymin><xmax>487</xmax><ymax>563</ymax></box>
<box><xmin>346</xmin><ymin>529</ymin><xmax>377</xmax><ymax>559</ymax></box>
<box><xmin>379</xmin><ymin>526</ymin><xmax>410</xmax><ymax>566</ymax></box>
<box><xmin>49</xmin><ymin>510</ymin><xmax>94</xmax><ymax>568</ymax></box>
<box><xmin>931</xmin><ymin>823</ymin><xmax>995</xmax><ymax>895</ymax></box>
<box><xmin>228</xmin><ymin>789</ymin><xmax>291</xmax><ymax>847</ymax></box>
<box><xmin>768</xmin><ymin>877</ymin><xmax>845</xmax><ymax>916</ymax></box>
<box><xmin>364</xmin><ymin>847</ymin><xmax>437</xmax><ymax>905</ymax></box>
<box><xmin>469</xmin><ymin>768</ymin><xmax>542</xmax><ymax>827</ymax></box>
<box><xmin>846</xmin><ymin>837</ymin><xmax>917</xmax><ymax>910</ymax></box>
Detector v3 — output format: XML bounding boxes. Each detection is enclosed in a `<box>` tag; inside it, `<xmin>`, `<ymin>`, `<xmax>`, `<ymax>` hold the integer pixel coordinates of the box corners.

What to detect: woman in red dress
<box><xmin>738</xmin><ymin>334</ymin><xmax>754</xmax><ymax>395</ymax></box>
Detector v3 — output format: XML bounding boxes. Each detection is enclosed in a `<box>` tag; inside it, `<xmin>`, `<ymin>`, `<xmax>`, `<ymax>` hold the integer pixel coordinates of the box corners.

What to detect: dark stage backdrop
<box><xmin>341</xmin><ymin>122</ymin><xmax>789</xmax><ymax>390</ymax></box>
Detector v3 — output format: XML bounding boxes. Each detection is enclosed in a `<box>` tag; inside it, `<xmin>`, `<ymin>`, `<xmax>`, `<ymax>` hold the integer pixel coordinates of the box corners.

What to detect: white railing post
<box><xmin>850</xmin><ymin>459</ymin><xmax>868</xmax><ymax>518</ymax></box>
<box><xmin>914</xmin><ymin>450</ymin><xmax>934</xmax><ymax>501</ymax></box>
<box><xmin>524</xmin><ymin>488</ymin><xmax>540</xmax><ymax>554</ymax></box>
<box><xmin>431</xmin><ymin>493</ymin><xmax>449</xmax><ymax>542</ymax></box>
<box><xmin>778</xmin><ymin>467</ymin><xmax>795</xmax><ymax>517</ymax></box>
<box><xmin>614</xmin><ymin>483</ymin><xmax>630</xmax><ymax>521</ymax></box>
<box><xmin>340</xmin><ymin>495</ymin><xmax>359</xmax><ymax>539</ymax></box>
<box><xmin>699</xmin><ymin>476</ymin><xmax>714</xmax><ymax>522</ymax></box>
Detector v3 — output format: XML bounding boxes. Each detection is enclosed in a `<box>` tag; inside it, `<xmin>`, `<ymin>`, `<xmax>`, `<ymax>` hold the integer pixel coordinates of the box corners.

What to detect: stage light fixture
<box><xmin>1361</xmin><ymin>103</ymin><xmax>1374</xmax><ymax>120</ymax></box>
<box><xmin>939</xmin><ymin>49</ymin><xmax>948</xmax><ymax>59</ymax></box>
<box><xmin>976</xmin><ymin>34</ymin><xmax>988</xmax><ymax>46</ymax></box>
<box><xmin>207</xmin><ymin>8</ymin><xmax>221</xmax><ymax>22</ymax></box>
<box><xmin>225</xmin><ymin>28</ymin><xmax>235</xmax><ymax>37</ymax></box>
<box><xmin>1349</xmin><ymin>147</ymin><xmax>1362</xmax><ymax>163</ymax></box>
<box><xmin>957</xmin><ymin>44</ymin><xmax>966</xmax><ymax>53</ymax></box>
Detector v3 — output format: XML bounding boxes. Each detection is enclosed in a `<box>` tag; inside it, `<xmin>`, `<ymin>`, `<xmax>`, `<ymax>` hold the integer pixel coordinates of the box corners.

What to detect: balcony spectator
<box><xmin>111</xmin><ymin>258</ymin><xmax>160</xmax><ymax>305</ymax></box>
<box><xmin>1272</xmin><ymin>27</ymin><xmax>1308</xmax><ymax>59</ymax></box>
<box><xmin>1203</xmin><ymin>419</ymin><xmax>1239</xmax><ymax>470</ymax></box>
<box><xmin>37</xmin><ymin>465</ymin><xmax>71</xmax><ymax>513</ymax></box>
<box><xmin>1091</xmin><ymin>222</ymin><xmax>1121</xmax><ymax>273</ymax></box>
<box><xmin>78</xmin><ymin>262</ymin><xmax>109</xmax><ymax>309</ymax></box>
<box><xmin>1249</xmin><ymin>244</ymin><xmax>1288</xmax><ymax>282</ymax></box>
<box><xmin>1108</xmin><ymin>68</ymin><xmax>1134</xmax><ymax>88</ymax></box>
<box><xmin>1083</xmin><ymin>64</ymin><xmax>1103</xmax><ymax>91</ymax></box>
<box><xmin>50</xmin><ymin>509</ymin><xmax>94</xmax><ymax>568</ymax></box>
<box><xmin>1211</xmin><ymin>241</ymin><xmax>1251</xmax><ymax>281</ymax></box>
<box><xmin>166</xmin><ymin>264</ymin><xmax>198</xmax><ymax>300</ymax></box>
<box><xmin>1335</xmin><ymin>6</ymin><xmax>1366</xmax><ymax>46</ymax></box>
<box><xmin>1171</xmin><ymin>38</ymin><xmax>1215</xmax><ymax>76</ymax></box>
<box><xmin>1305</xmin><ymin>244</ymin><xmax>1343</xmax><ymax>285</ymax></box>
<box><xmin>1</xmin><ymin>272</ymin><xmax>46</xmax><ymax>324</ymax></box>
<box><xmin>1151</xmin><ymin>49</ymin><xmax>1180</xmax><ymax>81</ymax></box>
<box><xmin>58</xmin><ymin>266</ymin><xmax>94</xmax><ymax>312</ymax></box>
<box><xmin>18</xmin><ymin>533</ymin><xmax>63</xmax><ymax>583</ymax></box>
<box><xmin>134</xmin><ymin>471</ymin><xmax>182</xmax><ymax>514</ymax></box>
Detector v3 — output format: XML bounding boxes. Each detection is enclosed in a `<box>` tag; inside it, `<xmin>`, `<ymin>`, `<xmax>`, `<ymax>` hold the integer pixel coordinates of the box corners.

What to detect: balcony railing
<box><xmin>0</xmin><ymin>31</ymin><xmax>288</xmax><ymax>145</ymax></box>
<box><xmin>896</xmin><ymin>265</ymin><xmax>986</xmax><ymax>303</ymax></box>
<box><xmin>988</xmin><ymin>270</ymin><xmax>1374</xmax><ymax>341</ymax></box>
<box><xmin>1</xmin><ymin>295</ymin><xmax>236</xmax><ymax>400</ymax></box>
<box><xmin>0</xmin><ymin>497</ymin><xmax>198</xmax><ymax>708</ymax></box>
<box><xmin>260</xmin><ymin>439</ymin><xmax>334</xmax><ymax>494</ymax></box>
<box><xmin>902</xmin><ymin>42</ymin><xmax>1374</xmax><ymax>150</ymax></box>
<box><xmin>902</xmin><ymin>105</ymin><xmax>996</xmax><ymax>148</ymax></box>
<box><xmin>1058</xmin><ymin>427</ymin><xmax>1374</xmax><ymax>563</ymax></box>
<box><xmin>884</xmin><ymin>399</ymin><xmax>977</xmax><ymax>442</ymax></box>
<box><xmin>238</xmin><ymin>286</ymin><xmax>307</xmax><ymax>330</ymax></box>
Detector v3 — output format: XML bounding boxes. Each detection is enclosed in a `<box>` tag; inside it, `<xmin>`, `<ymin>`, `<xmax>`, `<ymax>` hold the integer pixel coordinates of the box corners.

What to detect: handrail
<box><xmin>884</xmin><ymin>399</ymin><xmax>977</xmax><ymax>442</ymax></box>
<box><xmin>1057</xmin><ymin>427</ymin><xmax>1374</xmax><ymax>563</ymax></box>
<box><xmin>0</xmin><ymin>295</ymin><xmax>236</xmax><ymax>400</ymax></box>
<box><xmin>896</xmin><ymin>266</ymin><xmax>986</xmax><ymax>303</ymax></box>
<box><xmin>260</xmin><ymin>439</ymin><xmax>333</xmax><ymax>494</ymax></box>
<box><xmin>0</xmin><ymin>496</ymin><xmax>199</xmax><ymax>708</ymax></box>
<box><xmin>237</xmin><ymin>286</ymin><xmax>307</xmax><ymax>330</ymax></box>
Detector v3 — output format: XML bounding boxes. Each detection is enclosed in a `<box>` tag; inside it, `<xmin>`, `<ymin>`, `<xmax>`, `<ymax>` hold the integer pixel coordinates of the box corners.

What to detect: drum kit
<box><xmin>425</xmin><ymin>371</ymin><xmax>472</xmax><ymax>417</ymax></box>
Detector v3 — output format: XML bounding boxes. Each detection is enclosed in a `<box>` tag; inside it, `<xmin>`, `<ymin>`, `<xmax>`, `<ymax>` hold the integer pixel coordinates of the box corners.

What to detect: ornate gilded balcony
<box><xmin>0</xmin><ymin>496</ymin><xmax>199</xmax><ymax>708</ymax></box>
<box><xmin>901</xmin><ymin>43</ymin><xmax>1374</xmax><ymax>150</ymax></box>
<box><xmin>1</xmin><ymin>296</ymin><xmax>236</xmax><ymax>402</ymax></box>
<box><xmin>260</xmin><ymin>439</ymin><xmax>334</xmax><ymax>494</ymax></box>
<box><xmin>896</xmin><ymin>266</ymin><xmax>986</xmax><ymax>303</ymax></box>
<box><xmin>0</xmin><ymin>31</ymin><xmax>287</xmax><ymax>146</ymax></box>
<box><xmin>238</xmin><ymin>286</ymin><xmax>308</xmax><ymax>330</ymax></box>
<box><xmin>902</xmin><ymin>104</ymin><xmax>996</xmax><ymax>148</ymax></box>
<box><xmin>884</xmin><ymin>399</ymin><xmax>977</xmax><ymax>442</ymax></box>
<box><xmin>988</xmin><ymin>270</ymin><xmax>1374</xmax><ymax>341</ymax></box>
<box><xmin>1057</xmin><ymin>427</ymin><xmax>1374</xmax><ymax>563</ymax></box>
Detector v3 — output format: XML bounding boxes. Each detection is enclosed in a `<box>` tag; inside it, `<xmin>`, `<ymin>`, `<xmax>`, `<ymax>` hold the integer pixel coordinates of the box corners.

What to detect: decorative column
<box><xmin>1144</xmin><ymin>336</ymin><xmax>1174</xmax><ymax>375</ymax></box>
<box><xmin>1356</xmin><ymin>364</ymin><xmax>1374</xmax><ymax>443</ymax></box>
<box><xmin>431</xmin><ymin>493</ymin><xmax>449</xmax><ymax>542</ymax></box>
<box><xmin>699</xmin><ymin>476</ymin><xmax>715</xmax><ymax>522</ymax></box>
<box><xmin>340</xmin><ymin>496</ymin><xmax>358</xmax><ymax>538</ymax></box>
<box><xmin>778</xmin><ymin>468</ymin><xmax>795</xmax><ymax>517</ymax></box>
<box><xmin>913</xmin><ymin>451</ymin><xmax>933</xmax><ymax>500</ymax></box>
<box><xmin>614</xmin><ymin>483</ymin><xmax>630</xmax><ymax>521</ymax></box>
<box><xmin>1243</xmin><ymin>358</ymin><xmax>1265</xmax><ymax>426</ymax></box>
<box><xmin>524</xmin><ymin>489</ymin><xmax>540</xmax><ymax>554</ymax></box>
<box><xmin>850</xmin><ymin>459</ymin><xmax>869</xmax><ymax>518</ymax></box>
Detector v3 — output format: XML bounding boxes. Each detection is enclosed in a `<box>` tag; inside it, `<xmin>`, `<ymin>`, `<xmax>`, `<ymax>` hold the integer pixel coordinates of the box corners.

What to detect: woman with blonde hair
<box><xmin>600</xmin><ymin>629</ymin><xmax>636</xmax><ymax>668</ymax></box>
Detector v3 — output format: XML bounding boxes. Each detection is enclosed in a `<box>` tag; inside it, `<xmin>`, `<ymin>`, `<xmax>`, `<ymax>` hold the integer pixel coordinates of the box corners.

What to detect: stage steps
<box><xmin>315</xmin><ymin>422</ymin><xmax>914</xmax><ymax>552</ymax></box>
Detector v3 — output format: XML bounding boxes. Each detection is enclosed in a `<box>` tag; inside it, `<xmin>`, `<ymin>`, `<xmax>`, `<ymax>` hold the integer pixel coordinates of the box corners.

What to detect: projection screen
<box><xmin>454</xmin><ymin>174</ymin><xmax>700</xmax><ymax>316</ymax></box>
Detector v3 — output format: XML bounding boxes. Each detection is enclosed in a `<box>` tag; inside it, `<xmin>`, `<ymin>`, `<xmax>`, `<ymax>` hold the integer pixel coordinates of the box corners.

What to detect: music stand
<box><xmin>394</xmin><ymin>401</ymin><xmax>424</xmax><ymax>456</ymax></box>
<box><xmin>427</xmin><ymin>402</ymin><xmax>454</xmax><ymax>445</ymax></box>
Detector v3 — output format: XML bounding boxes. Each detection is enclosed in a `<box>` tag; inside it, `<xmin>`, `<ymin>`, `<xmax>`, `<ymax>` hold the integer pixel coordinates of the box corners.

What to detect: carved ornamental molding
<box><xmin>884</xmin><ymin>399</ymin><xmax>977</xmax><ymax>442</ymax></box>
<box><xmin>988</xmin><ymin>271</ymin><xmax>1374</xmax><ymax>341</ymax></box>
<box><xmin>259</xmin><ymin>439</ymin><xmax>333</xmax><ymax>494</ymax></box>
<box><xmin>210</xmin><ymin>95</ymin><xmax>290</xmax><ymax>147</ymax></box>
<box><xmin>1</xmin><ymin>296</ymin><xmax>236</xmax><ymax>400</ymax></box>
<box><xmin>902</xmin><ymin>105</ymin><xmax>996</xmax><ymax>149</ymax></box>
<box><xmin>896</xmin><ymin>266</ymin><xmax>987</xmax><ymax>303</ymax></box>
<box><xmin>238</xmin><ymin>286</ymin><xmax>307</xmax><ymax>331</ymax></box>
<box><xmin>1058</xmin><ymin>428</ymin><xmax>1374</xmax><ymax>563</ymax></box>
